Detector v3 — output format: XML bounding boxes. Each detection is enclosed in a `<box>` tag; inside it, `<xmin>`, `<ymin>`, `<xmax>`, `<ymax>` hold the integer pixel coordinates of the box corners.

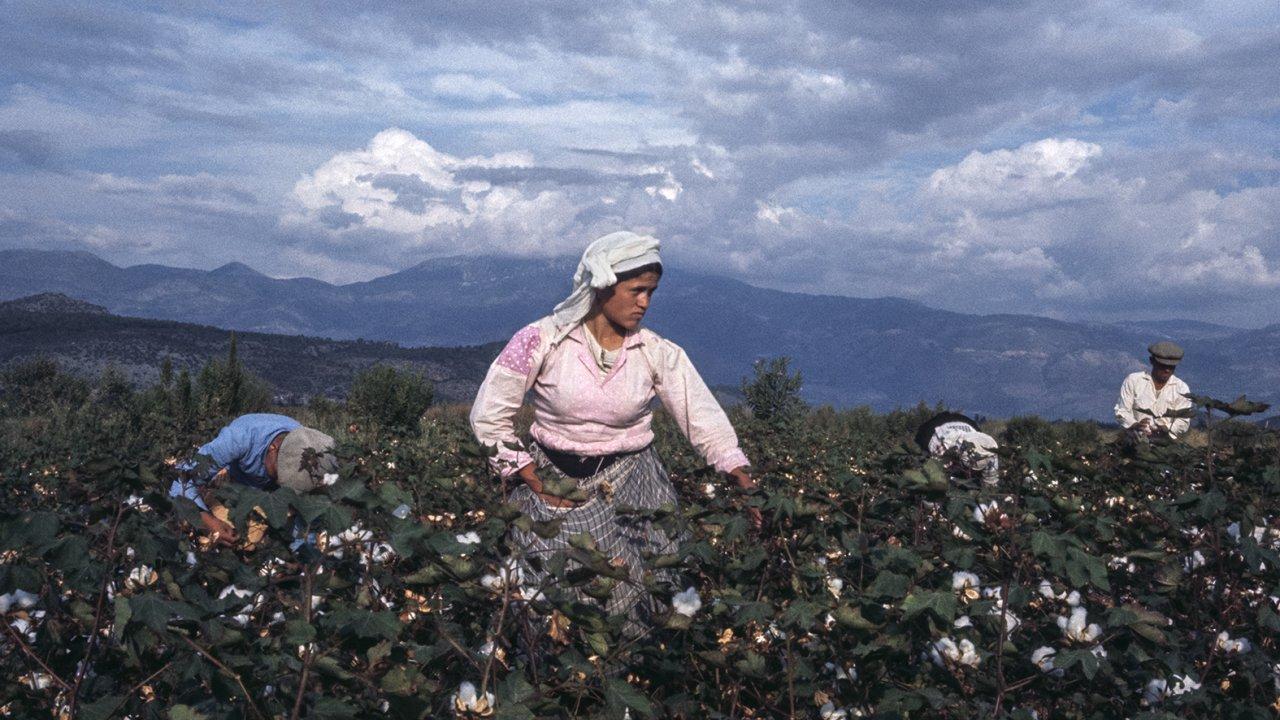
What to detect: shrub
<box><xmin>346</xmin><ymin>364</ymin><xmax>434</xmax><ymax>435</ymax></box>
<box><xmin>1002</xmin><ymin>415</ymin><xmax>1056</xmax><ymax>450</ymax></box>
<box><xmin>0</xmin><ymin>358</ymin><xmax>89</xmax><ymax>415</ymax></box>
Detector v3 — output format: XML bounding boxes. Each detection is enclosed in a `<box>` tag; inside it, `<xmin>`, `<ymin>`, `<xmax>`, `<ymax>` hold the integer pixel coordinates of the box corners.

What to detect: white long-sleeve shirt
<box><xmin>1114</xmin><ymin>371</ymin><xmax>1192</xmax><ymax>438</ymax></box>
<box><xmin>469</xmin><ymin>317</ymin><xmax>750</xmax><ymax>477</ymax></box>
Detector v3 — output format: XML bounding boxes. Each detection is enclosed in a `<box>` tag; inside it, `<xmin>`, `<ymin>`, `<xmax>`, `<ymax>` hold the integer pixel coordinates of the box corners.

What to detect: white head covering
<box><xmin>550</xmin><ymin>231</ymin><xmax>661</xmax><ymax>343</ymax></box>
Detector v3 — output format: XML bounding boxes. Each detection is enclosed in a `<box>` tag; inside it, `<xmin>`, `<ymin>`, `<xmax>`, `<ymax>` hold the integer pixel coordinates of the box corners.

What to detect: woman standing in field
<box><xmin>469</xmin><ymin>231</ymin><xmax>756</xmax><ymax>622</ymax></box>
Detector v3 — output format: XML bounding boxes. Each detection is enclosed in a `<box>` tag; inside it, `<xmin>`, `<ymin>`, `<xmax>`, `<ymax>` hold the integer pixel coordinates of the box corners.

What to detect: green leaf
<box><xmin>311</xmin><ymin>698</ymin><xmax>359</xmax><ymax>719</ymax></box>
<box><xmin>129</xmin><ymin>593</ymin><xmax>195</xmax><ymax>632</ymax></box>
<box><xmin>867</xmin><ymin>571</ymin><xmax>911</xmax><ymax>599</ymax></box>
<box><xmin>168</xmin><ymin>707</ymin><xmax>208</xmax><ymax>720</ymax></box>
<box><xmin>283</xmin><ymin>618</ymin><xmax>316</xmax><ymax>645</ymax></box>
<box><xmin>112</xmin><ymin>596</ymin><xmax>132</xmax><ymax>640</ymax></box>
<box><xmin>323</xmin><ymin>609</ymin><xmax>403</xmax><ymax>640</ymax></box>
<box><xmin>606</xmin><ymin>678</ymin><xmax>654</xmax><ymax>717</ymax></box>
<box><xmin>79</xmin><ymin>695</ymin><xmax>126</xmax><ymax>720</ymax></box>
<box><xmin>380</xmin><ymin>665</ymin><xmax>419</xmax><ymax>695</ymax></box>
<box><xmin>901</xmin><ymin>591</ymin><xmax>956</xmax><ymax>623</ymax></box>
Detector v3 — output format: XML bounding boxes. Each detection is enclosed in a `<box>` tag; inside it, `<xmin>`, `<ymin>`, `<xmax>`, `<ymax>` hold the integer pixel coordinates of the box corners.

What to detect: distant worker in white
<box><xmin>914</xmin><ymin>412</ymin><xmax>1000</xmax><ymax>485</ymax></box>
<box><xmin>1114</xmin><ymin>341</ymin><xmax>1192</xmax><ymax>439</ymax></box>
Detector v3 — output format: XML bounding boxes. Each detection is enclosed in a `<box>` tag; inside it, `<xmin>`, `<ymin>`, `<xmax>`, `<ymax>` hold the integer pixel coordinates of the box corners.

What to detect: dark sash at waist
<box><xmin>535</xmin><ymin>442</ymin><xmax>648</xmax><ymax>480</ymax></box>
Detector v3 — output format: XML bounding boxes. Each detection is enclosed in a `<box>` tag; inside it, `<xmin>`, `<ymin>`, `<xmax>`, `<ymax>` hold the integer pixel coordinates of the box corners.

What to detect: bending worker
<box><xmin>1114</xmin><ymin>341</ymin><xmax>1192</xmax><ymax>439</ymax></box>
<box><xmin>169</xmin><ymin>413</ymin><xmax>338</xmax><ymax>544</ymax></box>
<box><xmin>914</xmin><ymin>411</ymin><xmax>1000</xmax><ymax>485</ymax></box>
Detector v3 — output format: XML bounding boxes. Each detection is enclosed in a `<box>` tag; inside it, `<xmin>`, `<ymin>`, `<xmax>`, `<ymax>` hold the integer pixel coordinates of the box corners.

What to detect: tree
<box><xmin>197</xmin><ymin>332</ymin><xmax>271</xmax><ymax>417</ymax></box>
<box><xmin>741</xmin><ymin>356</ymin><xmax>806</xmax><ymax>430</ymax></box>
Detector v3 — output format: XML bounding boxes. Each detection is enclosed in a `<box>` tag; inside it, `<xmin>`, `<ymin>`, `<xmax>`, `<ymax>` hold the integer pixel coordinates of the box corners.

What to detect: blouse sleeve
<box><xmin>469</xmin><ymin>324</ymin><xmax>543</xmax><ymax>477</ymax></box>
<box><xmin>649</xmin><ymin>335</ymin><xmax>750</xmax><ymax>474</ymax></box>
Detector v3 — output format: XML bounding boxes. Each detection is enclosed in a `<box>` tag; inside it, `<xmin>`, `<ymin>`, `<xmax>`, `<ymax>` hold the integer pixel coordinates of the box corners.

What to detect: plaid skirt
<box><xmin>508</xmin><ymin>443</ymin><xmax>682</xmax><ymax>623</ymax></box>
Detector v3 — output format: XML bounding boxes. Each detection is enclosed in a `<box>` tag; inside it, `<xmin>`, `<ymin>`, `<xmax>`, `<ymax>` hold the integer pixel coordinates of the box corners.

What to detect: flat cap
<box><xmin>276</xmin><ymin>427</ymin><xmax>338</xmax><ymax>492</ymax></box>
<box><xmin>1147</xmin><ymin>341</ymin><xmax>1184</xmax><ymax>365</ymax></box>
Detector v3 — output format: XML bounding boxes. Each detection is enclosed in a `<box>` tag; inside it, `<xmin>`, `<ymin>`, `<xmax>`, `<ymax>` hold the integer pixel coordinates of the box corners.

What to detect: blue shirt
<box><xmin>169</xmin><ymin>413</ymin><xmax>301</xmax><ymax>510</ymax></box>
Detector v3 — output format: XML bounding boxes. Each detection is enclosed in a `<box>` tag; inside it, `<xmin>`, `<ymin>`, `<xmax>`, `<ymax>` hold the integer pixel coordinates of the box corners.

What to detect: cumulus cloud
<box><xmin>284</xmin><ymin>128</ymin><xmax>699</xmax><ymax>266</ymax></box>
<box><xmin>927</xmin><ymin>138</ymin><xmax>1104</xmax><ymax>211</ymax></box>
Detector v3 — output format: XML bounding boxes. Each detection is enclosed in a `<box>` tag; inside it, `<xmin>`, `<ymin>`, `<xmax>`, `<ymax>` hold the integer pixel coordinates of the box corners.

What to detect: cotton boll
<box><xmin>456</xmin><ymin>531</ymin><xmax>481</xmax><ymax>545</ymax></box>
<box><xmin>1142</xmin><ymin>678</ymin><xmax>1167</xmax><ymax>706</ymax></box>
<box><xmin>1065</xmin><ymin>590</ymin><xmax>1081</xmax><ymax>607</ymax></box>
<box><xmin>1058</xmin><ymin>607</ymin><xmax>1100</xmax><ymax>643</ymax></box>
<box><xmin>1183</xmin><ymin>550</ymin><xmax>1206</xmax><ymax>572</ymax></box>
<box><xmin>951</xmin><ymin>571</ymin><xmax>980</xmax><ymax>595</ymax></box>
<box><xmin>1037</xmin><ymin>580</ymin><xmax>1060</xmax><ymax>600</ymax></box>
<box><xmin>21</xmin><ymin>673</ymin><xmax>53</xmax><ymax>691</ymax></box>
<box><xmin>954</xmin><ymin>616</ymin><xmax>973</xmax><ymax>629</ymax></box>
<box><xmin>819</xmin><ymin>702</ymin><xmax>849</xmax><ymax>719</ymax></box>
<box><xmin>392</xmin><ymin>504</ymin><xmax>411</xmax><ymax>519</ymax></box>
<box><xmin>1169</xmin><ymin>674</ymin><xmax>1201</xmax><ymax>696</ymax></box>
<box><xmin>453</xmin><ymin>680</ymin><xmax>495</xmax><ymax>714</ymax></box>
<box><xmin>826</xmin><ymin>577</ymin><xmax>844</xmax><ymax>599</ymax></box>
<box><xmin>1215</xmin><ymin>631</ymin><xmax>1252</xmax><ymax>654</ymax></box>
<box><xmin>972</xmin><ymin>501</ymin><xmax>999</xmax><ymax>524</ymax></box>
<box><xmin>929</xmin><ymin>637</ymin><xmax>960</xmax><ymax>667</ymax></box>
<box><xmin>957</xmin><ymin>639</ymin><xmax>981</xmax><ymax>667</ymax></box>
<box><xmin>125</xmin><ymin>565</ymin><xmax>158</xmax><ymax>591</ymax></box>
<box><xmin>0</xmin><ymin>589</ymin><xmax>39</xmax><ymax>612</ymax></box>
<box><xmin>672</xmin><ymin>587</ymin><xmax>702</xmax><ymax>617</ymax></box>
<box><xmin>369</xmin><ymin>543</ymin><xmax>396</xmax><ymax>563</ymax></box>
<box><xmin>1031</xmin><ymin>646</ymin><xmax>1062</xmax><ymax>677</ymax></box>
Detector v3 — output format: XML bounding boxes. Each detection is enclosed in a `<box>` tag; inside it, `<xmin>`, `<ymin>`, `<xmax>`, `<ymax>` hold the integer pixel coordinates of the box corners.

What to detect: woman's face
<box><xmin>597</xmin><ymin>271</ymin><xmax>661</xmax><ymax>330</ymax></box>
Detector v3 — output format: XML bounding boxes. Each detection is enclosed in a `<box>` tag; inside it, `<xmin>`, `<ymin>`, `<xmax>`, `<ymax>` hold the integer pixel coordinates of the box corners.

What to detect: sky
<box><xmin>1</xmin><ymin>1</ymin><xmax>1278</xmax><ymax>327</ymax></box>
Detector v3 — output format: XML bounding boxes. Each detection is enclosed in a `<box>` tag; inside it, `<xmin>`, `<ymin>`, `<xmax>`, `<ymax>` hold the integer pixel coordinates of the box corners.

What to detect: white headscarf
<box><xmin>550</xmin><ymin>231</ymin><xmax>662</xmax><ymax>343</ymax></box>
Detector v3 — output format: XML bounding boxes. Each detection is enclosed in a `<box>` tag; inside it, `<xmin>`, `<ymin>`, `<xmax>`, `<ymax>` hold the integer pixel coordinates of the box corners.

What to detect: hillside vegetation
<box><xmin>1</xmin><ymin>360</ymin><xmax>1278</xmax><ymax>718</ymax></box>
<box><xmin>0</xmin><ymin>294</ymin><xmax>498</xmax><ymax>404</ymax></box>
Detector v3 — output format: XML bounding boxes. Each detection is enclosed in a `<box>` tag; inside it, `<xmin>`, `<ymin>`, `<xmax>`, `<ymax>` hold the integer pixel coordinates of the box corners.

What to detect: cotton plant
<box><xmin>480</xmin><ymin>558</ymin><xmax>525</xmax><ymax>594</ymax></box>
<box><xmin>125</xmin><ymin>564</ymin><xmax>158</xmax><ymax>591</ymax></box>
<box><xmin>218</xmin><ymin>584</ymin><xmax>259</xmax><ymax>627</ymax></box>
<box><xmin>673</xmin><ymin>587</ymin><xmax>702</xmax><ymax>617</ymax></box>
<box><xmin>1031</xmin><ymin>647</ymin><xmax>1063</xmax><ymax>677</ymax></box>
<box><xmin>1214</xmin><ymin>630</ymin><xmax>1252</xmax><ymax>654</ymax></box>
<box><xmin>951</xmin><ymin>571</ymin><xmax>981</xmax><ymax>601</ymax></box>
<box><xmin>454</xmin><ymin>680</ymin><xmax>495</xmax><ymax>717</ymax></box>
<box><xmin>823</xmin><ymin>661</ymin><xmax>857</xmax><ymax>681</ymax></box>
<box><xmin>972</xmin><ymin>501</ymin><xmax>1000</xmax><ymax>525</ymax></box>
<box><xmin>1142</xmin><ymin>675</ymin><xmax>1202</xmax><ymax>705</ymax></box>
<box><xmin>1183</xmin><ymin>550</ymin><xmax>1206</xmax><ymax>573</ymax></box>
<box><xmin>1057</xmin><ymin>607</ymin><xmax>1102</xmax><ymax>644</ymax></box>
<box><xmin>929</xmin><ymin>637</ymin><xmax>981</xmax><ymax>668</ymax></box>
<box><xmin>0</xmin><ymin>588</ymin><xmax>39</xmax><ymax>613</ymax></box>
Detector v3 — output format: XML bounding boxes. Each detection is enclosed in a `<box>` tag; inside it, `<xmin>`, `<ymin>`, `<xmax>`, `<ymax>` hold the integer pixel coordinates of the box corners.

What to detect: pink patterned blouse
<box><xmin>469</xmin><ymin>317</ymin><xmax>751</xmax><ymax>477</ymax></box>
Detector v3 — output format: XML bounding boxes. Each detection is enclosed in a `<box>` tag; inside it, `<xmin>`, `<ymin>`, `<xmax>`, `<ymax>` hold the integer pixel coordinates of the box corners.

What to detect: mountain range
<box><xmin>2</xmin><ymin>248</ymin><xmax>1276</xmax><ymax>419</ymax></box>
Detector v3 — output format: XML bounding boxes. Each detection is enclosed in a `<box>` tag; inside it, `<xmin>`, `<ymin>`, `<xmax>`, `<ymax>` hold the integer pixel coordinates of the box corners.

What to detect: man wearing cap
<box><xmin>169</xmin><ymin>413</ymin><xmax>338</xmax><ymax>545</ymax></box>
<box><xmin>1114</xmin><ymin>341</ymin><xmax>1193</xmax><ymax>439</ymax></box>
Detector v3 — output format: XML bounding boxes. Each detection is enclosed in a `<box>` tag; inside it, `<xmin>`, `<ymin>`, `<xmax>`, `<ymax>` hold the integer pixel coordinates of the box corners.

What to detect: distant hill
<box><xmin>3</xmin><ymin>249</ymin><xmax>1278</xmax><ymax>418</ymax></box>
<box><xmin>0</xmin><ymin>293</ymin><xmax>498</xmax><ymax>403</ymax></box>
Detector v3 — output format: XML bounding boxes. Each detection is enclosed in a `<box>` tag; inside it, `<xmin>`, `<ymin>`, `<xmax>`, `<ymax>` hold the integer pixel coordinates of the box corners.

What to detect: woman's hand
<box><xmin>518</xmin><ymin>462</ymin><xmax>580</xmax><ymax>509</ymax></box>
<box><xmin>728</xmin><ymin>466</ymin><xmax>763</xmax><ymax>530</ymax></box>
